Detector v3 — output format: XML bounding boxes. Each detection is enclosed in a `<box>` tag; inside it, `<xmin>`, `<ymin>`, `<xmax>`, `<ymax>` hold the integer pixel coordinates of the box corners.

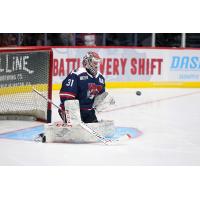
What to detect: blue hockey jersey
<box><xmin>59</xmin><ymin>67</ymin><xmax>105</xmax><ymax>110</ymax></box>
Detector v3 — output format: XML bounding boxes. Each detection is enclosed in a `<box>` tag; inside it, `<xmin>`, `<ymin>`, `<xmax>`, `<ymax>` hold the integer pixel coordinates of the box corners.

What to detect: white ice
<box><xmin>0</xmin><ymin>88</ymin><xmax>200</xmax><ymax>165</ymax></box>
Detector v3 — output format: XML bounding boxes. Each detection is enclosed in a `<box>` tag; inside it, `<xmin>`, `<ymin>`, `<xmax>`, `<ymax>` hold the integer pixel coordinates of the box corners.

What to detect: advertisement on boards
<box><xmin>52</xmin><ymin>47</ymin><xmax>200</xmax><ymax>88</ymax></box>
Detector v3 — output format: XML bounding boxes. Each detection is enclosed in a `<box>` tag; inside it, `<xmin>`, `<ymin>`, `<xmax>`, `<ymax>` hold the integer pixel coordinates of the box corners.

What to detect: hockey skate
<box><xmin>34</xmin><ymin>133</ymin><xmax>46</xmax><ymax>143</ymax></box>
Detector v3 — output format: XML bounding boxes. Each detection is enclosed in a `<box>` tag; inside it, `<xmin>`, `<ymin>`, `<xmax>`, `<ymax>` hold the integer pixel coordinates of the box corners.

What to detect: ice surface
<box><xmin>0</xmin><ymin>88</ymin><xmax>200</xmax><ymax>165</ymax></box>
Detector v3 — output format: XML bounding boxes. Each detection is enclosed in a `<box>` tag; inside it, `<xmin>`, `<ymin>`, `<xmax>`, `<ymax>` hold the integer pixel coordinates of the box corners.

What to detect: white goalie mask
<box><xmin>82</xmin><ymin>51</ymin><xmax>102</xmax><ymax>77</ymax></box>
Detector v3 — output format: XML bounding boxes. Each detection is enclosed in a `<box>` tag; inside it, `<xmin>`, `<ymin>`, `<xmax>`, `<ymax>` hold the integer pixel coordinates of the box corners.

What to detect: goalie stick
<box><xmin>33</xmin><ymin>88</ymin><xmax>131</xmax><ymax>145</ymax></box>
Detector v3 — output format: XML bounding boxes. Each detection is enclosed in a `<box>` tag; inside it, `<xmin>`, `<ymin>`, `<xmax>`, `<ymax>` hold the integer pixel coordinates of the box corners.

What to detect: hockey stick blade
<box><xmin>105</xmin><ymin>134</ymin><xmax>132</xmax><ymax>145</ymax></box>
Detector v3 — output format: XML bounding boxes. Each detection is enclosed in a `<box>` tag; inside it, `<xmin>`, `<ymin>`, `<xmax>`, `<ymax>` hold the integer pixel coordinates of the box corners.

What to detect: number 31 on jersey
<box><xmin>66</xmin><ymin>79</ymin><xmax>74</xmax><ymax>87</ymax></box>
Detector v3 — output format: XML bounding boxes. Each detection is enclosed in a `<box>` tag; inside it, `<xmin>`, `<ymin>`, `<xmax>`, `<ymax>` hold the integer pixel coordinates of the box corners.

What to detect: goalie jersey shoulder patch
<box><xmin>80</xmin><ymin>75</ymin><xmax>88</xmax><ymax>80</ymax></box>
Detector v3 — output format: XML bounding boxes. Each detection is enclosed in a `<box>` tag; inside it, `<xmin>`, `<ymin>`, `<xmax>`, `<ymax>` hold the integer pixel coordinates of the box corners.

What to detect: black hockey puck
<box><xmin>136</xmin><ymin>91</ymin><xmax>141</xmax><ymax>96</ymax></box>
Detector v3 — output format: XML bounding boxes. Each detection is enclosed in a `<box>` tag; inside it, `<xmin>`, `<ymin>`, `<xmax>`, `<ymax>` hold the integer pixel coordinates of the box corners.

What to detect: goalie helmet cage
<box><xmin>0</xmin><ymin>47</ymin><xmax>53</xmax><ymax>123</ymax></box>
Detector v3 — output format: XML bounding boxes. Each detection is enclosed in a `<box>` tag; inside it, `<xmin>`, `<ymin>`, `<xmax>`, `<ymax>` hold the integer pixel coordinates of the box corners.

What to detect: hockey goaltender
<box><xmin>36</xmin><ymin>51</ymin><xmax>115</xmax><ymax>143</ymax></box>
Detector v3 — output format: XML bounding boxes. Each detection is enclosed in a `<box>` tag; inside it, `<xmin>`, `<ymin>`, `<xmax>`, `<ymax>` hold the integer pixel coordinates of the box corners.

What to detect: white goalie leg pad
<box><xmin>93</xmin><ymin>92</ymin><xmax>115</xmax><ymax>112</ymax></box>
<box><xmin>44</xmin><ymin>120</ymin><xmax>115</xmax><ymax>143</ymax></box>
<box><xmin>44</xmin><ymin>99</ymin><xmax>115</xmax><ymax>143</ymax></box>
<box><xmin>86</xmin><ymin>120</ymin><xmax>115</xmax><ymax>138</ymax></box>
<box><xmin>44</xmin><ymin>122</ymin><xmax>90</xmax><ymax>143</ymax></box>
<box><xmin>44</xmin><ymin>100</ymin><xmax>82</xmax><ymax>143</ymax></box>
<box><xmin>64</xmin><ymin>100</ymin><xmax>82</xmax><ymax>126</ymax></box>
<box><xmin>44</xmin><ymin>122</ymin><xmax>72</xmax><ymax>143</ymax></box>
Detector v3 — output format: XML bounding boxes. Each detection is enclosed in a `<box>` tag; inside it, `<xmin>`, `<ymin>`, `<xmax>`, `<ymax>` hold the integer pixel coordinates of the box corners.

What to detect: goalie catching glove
<box><xmin>93</xmin><ymin>92</ymin><xmax>115</xmax><ymax>112</ymax></box>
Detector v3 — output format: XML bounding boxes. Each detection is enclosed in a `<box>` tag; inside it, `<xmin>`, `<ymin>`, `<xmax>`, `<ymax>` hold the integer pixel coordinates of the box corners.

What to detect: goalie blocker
<box><xmin>43</xmin><ymin>97</ymin><xmax>115</xmax><ymax>143</ymax></box>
